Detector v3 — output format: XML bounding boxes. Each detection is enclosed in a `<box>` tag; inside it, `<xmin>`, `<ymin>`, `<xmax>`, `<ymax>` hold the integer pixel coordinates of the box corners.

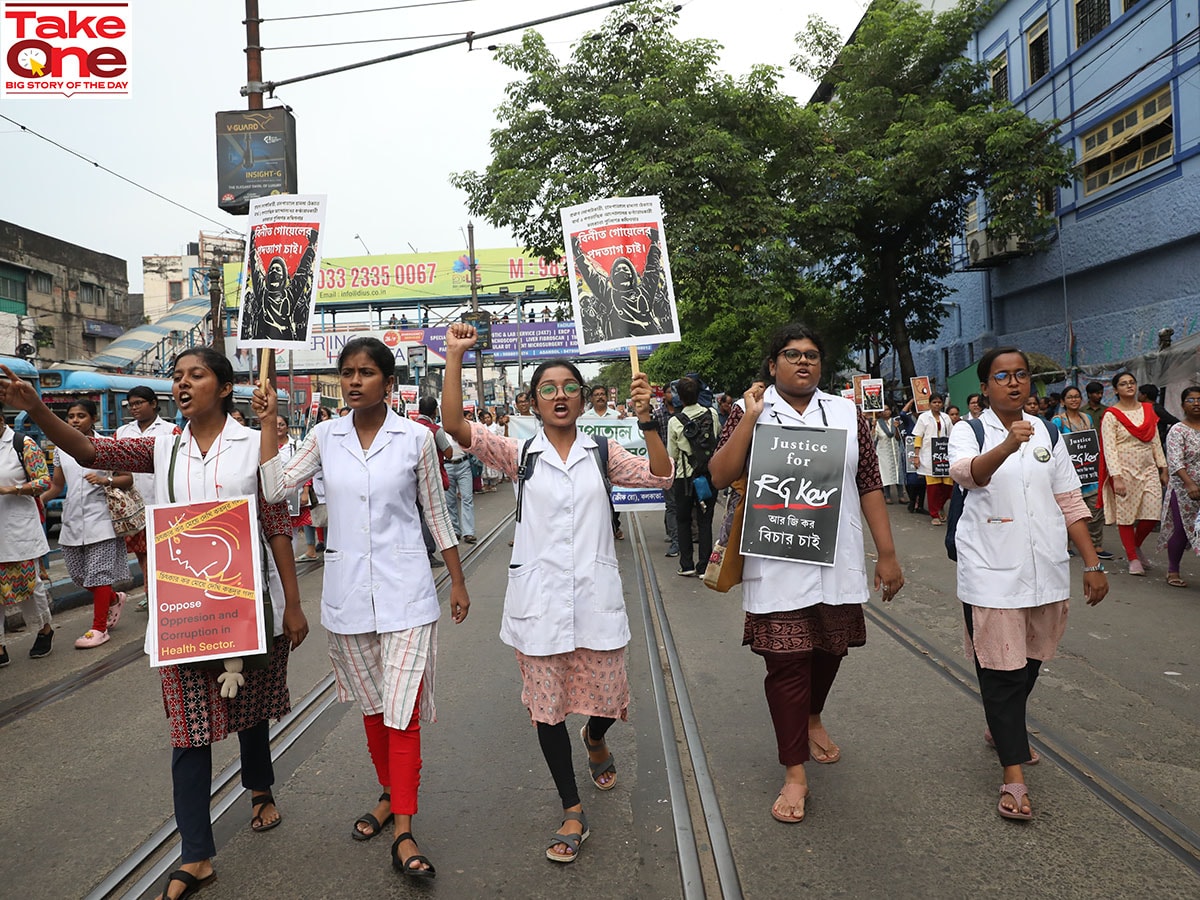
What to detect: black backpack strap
<box><xmin>967</xmin><ymin>417</ymin><xmax>985</xmax><ymax>451</ymax></box>
<box><xmin>515</xmin><ymin>437</ymin><xmax>540</xmax><ymax>523</ymax></box>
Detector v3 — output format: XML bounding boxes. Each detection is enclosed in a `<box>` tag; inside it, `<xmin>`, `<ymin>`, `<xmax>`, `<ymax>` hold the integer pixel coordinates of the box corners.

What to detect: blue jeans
<box><xmin>445</xmin><ymin>458</ymin><xmax>475</xmax><ymax>537</ymax></box>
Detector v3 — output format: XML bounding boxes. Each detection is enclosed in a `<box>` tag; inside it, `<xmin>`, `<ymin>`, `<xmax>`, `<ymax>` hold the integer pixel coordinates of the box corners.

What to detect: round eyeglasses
<box><xmin>537</xmin><ymin>381</ymin><xmax>582</xmax><ymax>399</ymax></box>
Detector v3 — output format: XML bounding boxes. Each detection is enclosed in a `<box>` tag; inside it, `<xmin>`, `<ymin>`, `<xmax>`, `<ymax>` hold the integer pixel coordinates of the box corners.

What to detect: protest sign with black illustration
<box><xmin>861</xmin><ymin>378</ymin><xmax>884</xmax><ymax>412</ymax></box>
<box><xmin>238</xmin><ymin>194</ymin><xmax>327</xmax><ymax>349</ymax></box>
<box><xmin>931</xmin><ymin>436</ymin><xmax>950</xmax><ymax>477</ymax></box>
<box><xmin>740</xmin><ymin>424</ymin><xmax>847</xmax><ymax>566</ymax></box>
<box><xmin>561</xmin><ymin>195</ymin><xmax>679</xmax><ymax>354</ymax></box>
<box><xmin>1064</xmin><ymin>430</ymin><xmax>1100</xmax><ymax>486</ymax></box>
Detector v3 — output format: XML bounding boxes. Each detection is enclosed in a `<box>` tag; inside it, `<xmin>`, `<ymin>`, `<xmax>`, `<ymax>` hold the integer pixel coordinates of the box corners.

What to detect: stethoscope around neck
<box><xmin>769</xmin><ymin>396</ymin><xmax>829</xmax><ymax>427</ymax></box>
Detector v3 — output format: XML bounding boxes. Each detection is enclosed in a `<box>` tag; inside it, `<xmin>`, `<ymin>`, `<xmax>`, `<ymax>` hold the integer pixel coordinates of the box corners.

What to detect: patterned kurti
<box><xmin>1101</xmin><ymin>405</ymin><xmax>1167</xmax><ymax>524</ymax></box>
<box><xmin>1160</xmin><ymin>423</ymin><xmax>1200</xmax><ymax>554</ymax></box>
<box><xmin>0</xmin><ymin>434</ymin><xmax>50</xmax><ymax>608</ymax></box>
<box><xmin>90</xmin><ymin>435</ymin><xmax>294</xmax><ymax>747</ymax></box>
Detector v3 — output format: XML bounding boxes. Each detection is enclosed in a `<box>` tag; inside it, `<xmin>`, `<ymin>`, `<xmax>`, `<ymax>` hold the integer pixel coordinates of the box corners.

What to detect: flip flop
<box><xmin>1167</xmin><ymin>575</ymin><xmax>1188</xmax><ymax>588</ymax></box>
<box><xmin>771</xmin><ymin>784</ymin><xmax>808</xmax><ymax>823</ymax></box>
<box><xmin>580</xmin><ymin>724</ymin><xmax>617</xmax><ymax>790</ymax></box>
<box><xmin>546</xmin><ymin>810</ymin><xmax>589</xmax><ymax>862</ymax></box>
<box><xmin>351</xmin><ymin>791</ymin><xmax>394</xmax><ymax>841</ymax></box>
<box><xmin>984</xmin><ymin>729</ymin><xmax>1039</xmax><ymax>765</ymax></box>
<box><xmin>250</xmin><ymin>792</ymin><xmax>281</xmax><ymax>832</ymax></box>
<box><xmin>808</xmin><ymin>734</ymin><xmax>841</xmax><ymax>764</ymax></box>
<box><xmin>998</xmin><ymin>782</ymin><xmax>1033</xmax><ymax>820</ymax></box>
<box><xmin>157</xmin><ymin>869</ymin><xmax>215</xmax><ymax>900</ymax></box>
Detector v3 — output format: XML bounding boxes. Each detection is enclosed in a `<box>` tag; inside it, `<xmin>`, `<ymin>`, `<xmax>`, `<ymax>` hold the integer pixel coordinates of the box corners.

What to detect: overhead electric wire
<box><xmin>260</xmin><ymin>0</ymin><xmax>477</xmax><ymax>23</ymax></box>
<box><xmin>0</xmin><ymin>113</ymin><xmax>237</xmax><ymax>234</ymax></box>
<box><xmin>264</xmin><ymin>32</ymin><xmax>464</xmax><ymax>51</ymax></box>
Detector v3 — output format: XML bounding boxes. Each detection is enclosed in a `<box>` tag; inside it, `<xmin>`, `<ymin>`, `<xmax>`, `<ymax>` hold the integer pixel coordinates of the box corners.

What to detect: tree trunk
<box><xmin>881</xmin><ymin>247</ymin><xmax>917</xmax><ymax>384</ymax></box>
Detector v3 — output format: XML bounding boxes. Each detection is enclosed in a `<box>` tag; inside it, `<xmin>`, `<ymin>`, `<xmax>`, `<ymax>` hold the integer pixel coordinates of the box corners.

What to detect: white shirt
<box><xmin>116</xmin><ymin>416</ymin><xmax>176</xmax><ymax>502</ymax></box>
<box><xmin>55</xmin><ymin>445</ymin><xmax>117</xmax><ymax>546</ymax></box>
<box><xmin>949</xmin><ymin>410</ymin><xmax>1080</xmax><ymax>609</ymax></box>
<box><xmin>0</xmin><ymin>425</ymin><xmax>49</xmax><ymax>563</ymax></box>
<box><xmin>741</xmin><ymin>387</ymin><xmax>869</xmax><ymax>613</ymax></box>
<box><xmin>504</xmin><ymin>428</ymin><xmax>628</xmax><ymax>655</ymax></box>
<box><xmin>913</xmin><ymin>410</ymin><xmax>952</xmax><ymax>476</ymax></box>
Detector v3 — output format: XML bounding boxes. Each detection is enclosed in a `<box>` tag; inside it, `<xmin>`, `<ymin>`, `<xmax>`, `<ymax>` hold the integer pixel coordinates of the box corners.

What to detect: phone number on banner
<box><xmin>317</xmin><ymin>263</ymin><xmax>439</xmax><ymax>290</ymax></box>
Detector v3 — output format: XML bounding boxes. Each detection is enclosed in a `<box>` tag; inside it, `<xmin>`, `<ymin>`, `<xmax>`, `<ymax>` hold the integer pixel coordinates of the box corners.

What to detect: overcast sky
<box><xmin>1</xmin><ymin>0</ymin><xmax>866</xmax><ymax>292</ymax></box>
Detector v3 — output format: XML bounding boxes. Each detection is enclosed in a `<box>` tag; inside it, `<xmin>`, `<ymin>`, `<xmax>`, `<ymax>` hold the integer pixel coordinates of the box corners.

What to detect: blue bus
<box><xmin>0</xmin><ymin>355</ymin><xmax>42</xmax><ymax>440</ymax></box>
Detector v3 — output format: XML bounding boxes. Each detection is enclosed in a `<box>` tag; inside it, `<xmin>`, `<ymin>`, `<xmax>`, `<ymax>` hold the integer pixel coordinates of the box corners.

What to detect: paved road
<box><xmin>2</xmin><ymin>493</ymin><xmax>1197</xmax><ymax>898</ymax></box>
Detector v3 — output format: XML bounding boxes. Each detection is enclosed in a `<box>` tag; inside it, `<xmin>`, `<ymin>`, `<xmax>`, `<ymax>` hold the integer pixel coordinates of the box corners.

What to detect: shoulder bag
<box><xmin>702</xmin><ymin>476</ymin><xmax>747</xmax><ymax>592</ymax></box>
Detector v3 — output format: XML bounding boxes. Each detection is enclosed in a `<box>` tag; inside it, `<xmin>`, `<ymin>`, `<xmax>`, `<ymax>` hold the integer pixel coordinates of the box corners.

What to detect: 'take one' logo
<box><xmin>2</xmin><ymin>2</ymin><xmax>131</xmax><ymax>99</ymax></box>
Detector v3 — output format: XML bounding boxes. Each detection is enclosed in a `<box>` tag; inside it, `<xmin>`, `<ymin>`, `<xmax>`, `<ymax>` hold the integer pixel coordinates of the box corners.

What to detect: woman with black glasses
<box><xmin>440</xmin><ymin>323</ymin><xmax>672</xmax><ymax>864</ymax></box>
<box><xmin>708</xmin><ymin>322</ymin><xmax>903</xmax><ymax>825</ymax></box>
<box><xmin>1100</xmin><ymin>371</ymin><xmax>1168</xmax><ymax>575</ymax></box>
<box><xmin>950</xmin><ymin>348</ymin><xmax>1107</xmax><ymax>821</ymax></box>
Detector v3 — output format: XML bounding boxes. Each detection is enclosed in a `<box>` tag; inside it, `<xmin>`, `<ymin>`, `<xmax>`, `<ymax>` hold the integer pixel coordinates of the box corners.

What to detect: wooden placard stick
<box><xmin>629</xmin><ymin>346</ymin><xmax>640</xmax><ymax>377</ymax></box>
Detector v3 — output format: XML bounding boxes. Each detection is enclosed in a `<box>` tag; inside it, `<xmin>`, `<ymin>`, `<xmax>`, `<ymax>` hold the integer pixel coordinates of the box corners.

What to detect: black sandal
<box><xmin>157</xmin><ymin>868</ymin><xmax>215</xmax><ymax>900</ymax></box>
<box><xmin>352</xmin><ymin>791</ymin><xmax>394</xmax><ymax>841</ymax></box>
<box><xmin>250</xmin><ymin>792</ymin><xmax>281</xmax><ymax>832</ymax></box>
<box><xmin>391</xmin><ymin>831</ymin><xmax>436</xmax><ymax>879</ymax></box>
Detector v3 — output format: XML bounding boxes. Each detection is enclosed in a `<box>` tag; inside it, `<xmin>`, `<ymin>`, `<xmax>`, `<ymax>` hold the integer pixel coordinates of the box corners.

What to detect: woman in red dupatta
<box><xmin>1099</xmin><ymin>372</ymin><xmax>1168</xmax><ymax>575</ymax></box>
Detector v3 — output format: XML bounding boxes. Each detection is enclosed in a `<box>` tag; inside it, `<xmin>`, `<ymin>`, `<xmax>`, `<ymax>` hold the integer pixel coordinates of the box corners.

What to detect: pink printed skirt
<box><xmin>515</xmin><ymin>647</ymin><xmax>629</xmax><ymax>726</ymax></box>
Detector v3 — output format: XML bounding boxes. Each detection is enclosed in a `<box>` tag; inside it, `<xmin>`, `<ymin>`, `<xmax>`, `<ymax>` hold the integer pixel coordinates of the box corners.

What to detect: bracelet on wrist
<box><xmin>1082</xmin><ymin>564</ymin><xmax>1105</xmax><ymax>573</ymax></box>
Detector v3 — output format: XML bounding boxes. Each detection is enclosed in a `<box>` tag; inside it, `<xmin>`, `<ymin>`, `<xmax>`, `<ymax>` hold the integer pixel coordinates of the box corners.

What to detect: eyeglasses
<box><xmin>778</xmin><ymin>349</ymin><xmax>821</xmax><ymax>364</ymax></box>
<box><xmin>127</xmin><ymin>400</ymin><xmax>149</xmax><ymax>409</ymax></box>
<box><xmin>537</xmin><ymin>381</ymin><xmax>582</xmax><ymax>399</ymax></box>
<box><xmin>990</xmin><ymin>369</ymin><xmax>1030</xmax><ymax>385</ymax></box>
<box><xmin>1183</xmin><ymin>397</ymin><xmax>1200</xmax><ymax>405</ymax></box>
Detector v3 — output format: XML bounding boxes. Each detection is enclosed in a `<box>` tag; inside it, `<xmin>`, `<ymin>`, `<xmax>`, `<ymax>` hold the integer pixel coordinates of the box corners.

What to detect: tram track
<box><xmin>863</xmin><ymin>601</ymin><xmax>1200</xmax><ymax>878</ymax></box>
<box><xmin>78</xmin><ymin>513</ymin><xmax>516</xmax><ymax>900</ymax></box>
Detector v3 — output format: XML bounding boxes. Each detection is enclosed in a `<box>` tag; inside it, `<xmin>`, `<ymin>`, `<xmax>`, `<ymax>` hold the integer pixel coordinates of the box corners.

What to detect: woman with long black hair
<box><xmin>0</xmin><ymin>350</ymin><xmax>308</xmax><ymax>900</ymax></box>
<box><xmin>440</xmin><ymin>323</ymin><xmax>672</xmax><ymax>863</ymax></box>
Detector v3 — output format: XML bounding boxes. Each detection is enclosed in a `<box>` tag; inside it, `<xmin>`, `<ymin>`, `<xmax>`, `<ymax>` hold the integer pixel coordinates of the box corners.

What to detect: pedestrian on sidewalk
<box><xmin>1</xmin><ymin>350</ymin><xmax>309</xmax><ymax>900</ymax></box>
<box><xmin>1051</xmin><ymin>386</ymin><xmax>1111</xmax><ymax>561</ymax></box>
<box><xmin>1159</xmin><ymin>385</ymin><xmax>1200</xmax><ymax>587</ymax></box>
<box><xmin>898</xmin><ymin>398</ymin><xmax>926</xmax><ymax>514</ymax></box>
<box><xmin>440</xmin><ymin>323</ymin><xmax>673</xmax><ymax>863</ymax></box>
<box><xmin>911</xmin><ymin>393</ymin><xmax>953</xmax><ymax>525</ymax></box>
<box><xmin>116</xmin><ymin>385</ymin><xmax>179</xmax><ymax>608</ymax></box>
<box><xmin>413</xmin><ymin>396</ymin><xmax>453</xmax><ymax>569</ymax></box>
<box><xmin>949</xmin><ymin>347</ymin><xmax>1108</xmax><ymax>821</ymax></box>
<box><xmin>873</xmin><ymin>405</ymin><xmax>904</xmax><ymax>504</ymax></box>
<box><xmin>651</xmin><ymin>390</ymin><xmax>680</xmax><ymax>555</ymax></box>
<box><xmin>255</xmin><ymin>337</ymin><xmax>469</xmax><ymax>881</ymax></box>
<box><xmin>707</xmin><ymin>322</ymin><xmax>904</xmax><ymax>825</ymax></box>
<box><xmin>1100</xmin><ymin>371</ymin><xmax>1168</xmax><ymax>575</ymax></box>
<box><xmin>0</xmin><ymin>411</ymin><xmax>54</xmax><ymax>665</ymax></box>
<box><xmin>444</xmin><ymin>421</ymin><xmax>476</xmax><ymax>544</ymax></box>
<box><xmin>40</xmin><ymin>399</ymin><xmax>132</xmax><ymax>649</ymax></box>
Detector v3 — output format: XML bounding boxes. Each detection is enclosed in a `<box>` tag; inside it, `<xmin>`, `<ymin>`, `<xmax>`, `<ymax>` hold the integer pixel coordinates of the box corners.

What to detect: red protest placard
<box><xmin>146</xmin><ymin>497</ymin><xmax>266</xmax><ymax>667</ymax></box>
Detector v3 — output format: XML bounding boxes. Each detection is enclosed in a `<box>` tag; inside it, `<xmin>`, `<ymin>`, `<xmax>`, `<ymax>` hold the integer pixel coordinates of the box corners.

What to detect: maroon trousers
<box><xmin>762</xmin><ymin>650</ymin><xmax>844</xmax><ymax>766</ymax></box>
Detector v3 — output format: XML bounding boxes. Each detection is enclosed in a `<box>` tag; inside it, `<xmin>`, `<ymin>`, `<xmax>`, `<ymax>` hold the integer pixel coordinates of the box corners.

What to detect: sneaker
<box><xmin>428</xmin><ymin>555</ymin><xmax>446</xmax><ymax>568</ymax></box>
<box><xmin>665</xmin><ymin>545</ymin><xmax>679</xmax><ymax>558</ymax></box>
<box><xmin>0</xmin><ymin>646</ymin><xmax>9</xmax><ymax>668</ymax></box>
<box><xmin>106</xmin><ymin>592</ymin><xmax>126</xmax><ymax>629</ymax></box>
<box><xmin>676</xmin><ymin>567</ymin><xmax>696</xmax><ymax>577</ymax></box>
<box><xmin>29</xmin><ymin>629</ymin><xmax>53</xmax><ymax>659</ymax></box>
<box><xmin>1096</xmin><ymin>549</ymin><xmax>1114</xmax><ymax>561</ymax></box>
<box><xmin>75</xmin><ymin>629</ymin><xmax>111</xmax><ymax>649</ymax></box>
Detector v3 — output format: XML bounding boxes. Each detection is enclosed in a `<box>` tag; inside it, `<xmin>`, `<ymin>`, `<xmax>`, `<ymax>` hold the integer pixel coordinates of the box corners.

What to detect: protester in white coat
<box><xmin>441</xmin><ymin>322</ymin><xmax>672</xmax><ymax>864</ymax></box>
<box><xmin>255</xmin><ymin>336</ymin><xmax>469</xmax><ymax>882</ymax></box>
<box><xmin>949</xmin><ymin>346</ymin><xmax>1108</xmax><ymax>821</ymax></box>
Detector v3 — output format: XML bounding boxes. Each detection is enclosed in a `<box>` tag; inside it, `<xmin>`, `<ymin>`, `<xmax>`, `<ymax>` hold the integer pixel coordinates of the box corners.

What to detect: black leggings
<box><xmin>536</xmin><ymin>717</ymin><xmax>615</xmax><ymax>810</ymax></box>
<box><xmin>963</xmin><ymin>604</ymin><xmax>1040</xmax><ymax>767</ymax></box>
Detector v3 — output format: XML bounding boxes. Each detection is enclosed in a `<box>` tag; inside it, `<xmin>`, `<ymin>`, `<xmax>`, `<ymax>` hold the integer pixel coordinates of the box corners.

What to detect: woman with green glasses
<box><xmin>440</xmin><ymin>323</ymin><xmax>673</xmax><ymax>864</ymax></box>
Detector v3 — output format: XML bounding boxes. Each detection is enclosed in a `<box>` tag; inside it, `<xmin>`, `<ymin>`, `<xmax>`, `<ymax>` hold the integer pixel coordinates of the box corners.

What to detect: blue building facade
<box><xmin>898</xmin><ymin>0</ymin><xmax>1200</xmax><ymax>393</ymax></box>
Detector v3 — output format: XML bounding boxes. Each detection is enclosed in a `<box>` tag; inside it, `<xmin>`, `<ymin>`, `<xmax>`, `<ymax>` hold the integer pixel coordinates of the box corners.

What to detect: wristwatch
<box><xmin>636</xmin><ymin>419</ymin><xmax>657</xmax><ymax>432</ymax></box>
<box><xmin>1082</xmin><ymin>564</ymin><xmax>1105</xmax><ymax>573</ymax></box>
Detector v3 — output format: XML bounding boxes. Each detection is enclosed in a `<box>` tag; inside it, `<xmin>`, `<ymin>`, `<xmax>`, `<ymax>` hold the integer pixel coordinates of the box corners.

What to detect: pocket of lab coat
<box><xmin>322</xmin><ymin>549</ymin><xmax>345</xmax><ymax>608</ymax></box>
<box><xmin>592</xmin><ymin>556</ymin><xmax>624</xmax><ymax>613</ymax></box>
<box><xmin>505</xmin><ymin>563</ymin><xmax>548</xmax><ymax>619</ymax></box>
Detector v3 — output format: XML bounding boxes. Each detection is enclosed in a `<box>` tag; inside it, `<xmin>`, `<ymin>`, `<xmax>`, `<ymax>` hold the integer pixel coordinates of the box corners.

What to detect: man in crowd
<box><xmin>1139</xmin><ymin>383</ymin><xmax>1179</xmax><ymax>444</ymax></box>
<box><xmin>515</xmin><ymin>392</ymin><xmax>531</xmax><ymax>416</ymax></box>
<box><xmin>1084</xmin><ymin>381</ymin><xmax>1108</xmax><ymax>421</ymax></box>
<box><xmin>652</xmin><ymin>388</ymin><xmax>680</xmax><ymax>557</ymax></box>
<box><xmin>667</xmin><ymin>376</ymin><xmax>720</xmax><ymax>577</ymax></box>
<box><xmin>444</xmin><ymin>411</ymin><xmax>476</xmax><ymax>544</ymax></box>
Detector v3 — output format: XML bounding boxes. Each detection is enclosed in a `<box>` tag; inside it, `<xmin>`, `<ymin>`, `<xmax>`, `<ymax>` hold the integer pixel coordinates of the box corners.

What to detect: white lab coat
<box><xmin>741</xmin><ymin>387</ymin><xmax>869</xmax><ymax>613</ymax></box>
<box><xmin>146</xmin><ymin>417</ymin><xmax>287</xmax><ymax>637</ymax></box>
<box><xmin>504</xmin><ymin>428</ymin><xmax>627</xmax><ymax>655</ymax></box>
<box><xmin>269</xmin><ymin>411</ymin><xmax>441</xmax><ymax>636</ymax></box>
<box><xmin>116</xmin><ymin>416</ymin><xmax>177</xmax><ymax>502</ymax></box>
<box><xmin>0</xmin><ymin>426</ymin><xmax>49</xmax><ymax>563</ymax></box>
<box><xmin>949</xmin><ymin>410</ymin><xmax>1080</xmax><ymax>609</ymax></box>
<box><xmin>913</xmin><ymin>410</ymin><xmax>952</xmax><ymax>476</ymax></box>
<box><xmin>55</xmin><ymin>448</ymin><xmax>117</xmax><ymax>546</ymax></box>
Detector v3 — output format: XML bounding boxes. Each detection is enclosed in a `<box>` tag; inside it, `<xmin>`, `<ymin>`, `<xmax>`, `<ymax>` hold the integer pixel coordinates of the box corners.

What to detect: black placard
<box><xmin>740</xmin><ymin>424</ymin><xmax>848</xmax><ymax>566</ymax></box>
<box><xmin>931</xmin><ymin>436</ymin><xmax>950</xmax><ymax>477</ymax></box>
<box><xmin>1064</xmin><ymin>430</ymin><xmax>1100</xmax><ymax>485</ymax></box>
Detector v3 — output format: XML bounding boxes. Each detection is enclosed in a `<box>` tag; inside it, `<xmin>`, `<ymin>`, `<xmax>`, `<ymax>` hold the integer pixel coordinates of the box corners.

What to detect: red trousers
<box><xmin>762</xmin><ymin>651</ymin><xmax>844</xmax><ymax>767</ymax></box>
<box><xmin>361</xmin><ymin>683</ymin><xmax>423</xmax><ymax>815</ymax></box>
<box><xmin>926</xmin><ymin>482</ymin><xmax>952</xmax><ymax>520</ymax></box>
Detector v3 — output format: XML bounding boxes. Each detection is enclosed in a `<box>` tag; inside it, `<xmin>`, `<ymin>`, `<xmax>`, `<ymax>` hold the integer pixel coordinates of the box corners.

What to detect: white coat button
<box><xmin>360</xmin><ymin>495</ymin><xmax>367</xmax><ymax>501</ymax></box>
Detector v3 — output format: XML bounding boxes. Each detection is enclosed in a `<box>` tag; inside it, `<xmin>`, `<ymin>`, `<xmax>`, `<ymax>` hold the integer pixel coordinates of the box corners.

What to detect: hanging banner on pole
<box><xmin>145</xmin><ymin>497</ymin><xmax>267</xmax><ymax>668</ymax></box>
<box><xmin>561</xmin><ymin>195</ymin><xmax>679</xmax><ymax>354</ymax></box>
<box><xmin>237</xmin><ymin>194</ymin><xmax>327</xmax><ymax>349</ymax></box>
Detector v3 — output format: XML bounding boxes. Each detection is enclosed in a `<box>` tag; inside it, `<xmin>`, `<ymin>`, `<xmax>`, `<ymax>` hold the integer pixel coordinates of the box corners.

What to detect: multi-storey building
<box><xmin>142</xmin><ymin>232</ymin><xmax>245</xmax><ymax>324</ymax></box>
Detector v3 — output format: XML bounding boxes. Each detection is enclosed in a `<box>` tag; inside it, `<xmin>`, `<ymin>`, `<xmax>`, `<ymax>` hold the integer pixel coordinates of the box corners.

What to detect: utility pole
<box><xmin>245</xmin><ymin>1</ymin><xmax>263</xmax><ymax>111</ymax></box>
<box><xmin>468</xmin><ymin>222</ymin><xmax>484</xmax><ymax>410</ymax></box>
<box><xmin>209</xmin><ymin>252</ymin><xmax>225</xmax><ymax>354</ymax></box>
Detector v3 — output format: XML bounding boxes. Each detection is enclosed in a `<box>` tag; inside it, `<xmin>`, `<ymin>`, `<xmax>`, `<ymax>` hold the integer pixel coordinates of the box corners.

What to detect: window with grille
<box><xmin>1123</xmin><ymin>0</ymin><xmax>1138</xmax><ymax>11</ymax></box>
<box><xmin>168</xmin><ymin>281</ymin><xmax>183</xmax><ymax>302</ymax></box>
<box><xmin>990</xmin><ymin>53</ymin><xmax>1009</xmax><ymax>101</ymax></box>
<box><xmin>1075</xmin><ymin>0</ymin><xmax>1111</xmax><ymax>47</ymax></box>
<box><xmin>30</xmin><ymin>271</ymin><xmax>52</xmax><ymax>294</ymax></box>
<box><xmin>1028</xmin><ymin>17</ymin><xmax>1050</xmax><ymax>84</ymax></box>
<box><xmin>1082</xmin><ymin>85</ymin><xmax>1173</xmax><ymax>194</ymax></box>
<box><xmin>79</xmin><ymin>282</ymin><xmax>106</xmax><ymax>306</ymax></box>
<box><xmin>0</xmin><ymin>264</ymin><xmax>27</xmax><ymax>314</ymax></box>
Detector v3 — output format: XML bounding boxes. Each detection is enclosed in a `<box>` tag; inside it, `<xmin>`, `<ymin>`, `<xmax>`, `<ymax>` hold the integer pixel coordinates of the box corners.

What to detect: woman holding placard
<box><xmin>254</xmin><ymin>336</ymin><xmax>470</xmax><ymax>881</ymax></box>
<box><xmin>1051</xmin><ymin>386</ymin><xmax>1108</xmax><ymax>559</ymax></box>
<box><xmin>911</xmin><ymin>393</ymin><xmax>954</xmax><ymax>525</ymax></box>
<box><xmin>0</xmin><ymin>351</ymin><xmax>309</xmax><ymax>900</ymax></box>
<box><xmin>440</xmin><ymin>322</ymin><xmax>672</xmax><ymax>863</ymax></box>
<box><xmin>1101</xmin><ymin>371</ymin><xmax>1168</xmax><ymax>575</ymax></box>
<box><xmin>707</xmin><ymin>322</ymin><xmax>904</xmax><ymax>825</ymax></box>
<box><xmin>949</xmin><ymin>348</ymin><xmax>1108</xmax><ymax>820</ymax></box>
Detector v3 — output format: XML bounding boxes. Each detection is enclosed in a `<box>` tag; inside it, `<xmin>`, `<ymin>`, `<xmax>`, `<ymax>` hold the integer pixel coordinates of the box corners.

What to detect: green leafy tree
<box><xmin>791</xmin><ymin>0</ymin><xmax>1075</xmax><ymax>381</ymax></box>
<box><xmin>452</xmin><ymin>1</ymin><xmax>833</xmax><ymax>391</ymax></box>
